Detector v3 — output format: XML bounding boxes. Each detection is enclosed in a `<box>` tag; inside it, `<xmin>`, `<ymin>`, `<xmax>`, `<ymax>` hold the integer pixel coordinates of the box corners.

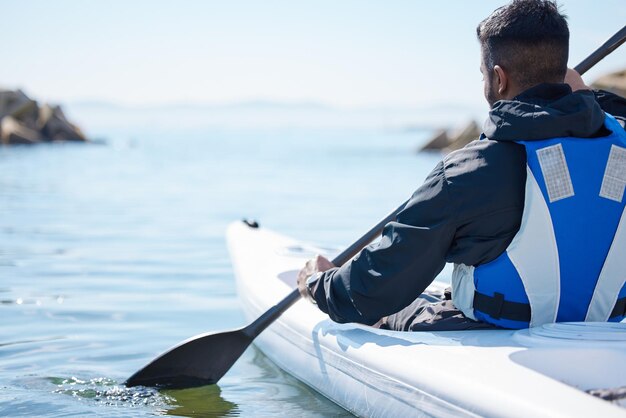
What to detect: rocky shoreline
<box><xmin>0</xmin><ymin>89</ymin><xmax>87</xmax><ymax>145</ymax></box>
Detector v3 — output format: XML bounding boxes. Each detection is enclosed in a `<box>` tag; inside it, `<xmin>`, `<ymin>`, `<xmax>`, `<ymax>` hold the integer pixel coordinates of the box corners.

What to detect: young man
<box><xmin>297</xmin><ymin>0</ymin><xmax>626</xmax><ymax>331</ymax></box>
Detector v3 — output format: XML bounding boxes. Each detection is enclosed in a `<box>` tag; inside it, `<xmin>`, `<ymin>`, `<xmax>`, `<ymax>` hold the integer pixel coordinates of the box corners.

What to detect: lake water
<box><xmin>0</xmin><ymin>126</ymin><xmax>442</xmax><ymax>417</ymax></box>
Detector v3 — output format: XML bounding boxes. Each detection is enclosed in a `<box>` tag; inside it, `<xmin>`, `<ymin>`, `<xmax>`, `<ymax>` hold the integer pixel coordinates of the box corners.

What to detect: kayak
<box><xmin>226</xmin><ymin>221</ymin><xmax>626</xmax><ymax>417</ymax></box>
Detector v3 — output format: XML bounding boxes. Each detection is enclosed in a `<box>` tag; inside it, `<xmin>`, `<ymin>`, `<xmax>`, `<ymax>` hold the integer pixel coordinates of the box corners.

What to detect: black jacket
<box><xmin>310</xmin><ymin>85</ymin><xmax>626</xmax><ymax>325</ymax></box>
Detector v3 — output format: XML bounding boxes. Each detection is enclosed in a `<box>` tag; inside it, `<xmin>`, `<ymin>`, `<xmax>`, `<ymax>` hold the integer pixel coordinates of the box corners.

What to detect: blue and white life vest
<box><xmin>452</xmin><ymin>114</ymin><xmax>626</xmax><ymax>329</ymax></box>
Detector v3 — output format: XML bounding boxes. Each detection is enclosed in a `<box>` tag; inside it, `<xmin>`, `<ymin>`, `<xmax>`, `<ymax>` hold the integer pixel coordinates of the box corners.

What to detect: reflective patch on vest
<box><xmin>599</xmin><ymin>145</ymin><xmax>626</xmax><ymax>202</ymax></box>
<box><xmin>536</xmin><ymin>144</ymin><xmax>574</xmax><ymax>202</ymax></box>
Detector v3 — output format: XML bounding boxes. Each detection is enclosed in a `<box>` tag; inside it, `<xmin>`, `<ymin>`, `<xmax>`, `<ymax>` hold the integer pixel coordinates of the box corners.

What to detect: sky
<box><xmin>1</xmin><ymin>0</ymin><xmax>624</xmax><ymax>110</ymax></box>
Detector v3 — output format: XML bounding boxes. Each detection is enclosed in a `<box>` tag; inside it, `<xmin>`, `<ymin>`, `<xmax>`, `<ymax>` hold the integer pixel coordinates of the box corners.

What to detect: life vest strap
<box><xmin>473</xmin><ymin>291</ymin><xmax>531</xmax><ymax>322</ymax></box>
<box><xmin>473</xmin><ymin>292</ymin><xmax>626</xmax><ymax>322</ymax></box>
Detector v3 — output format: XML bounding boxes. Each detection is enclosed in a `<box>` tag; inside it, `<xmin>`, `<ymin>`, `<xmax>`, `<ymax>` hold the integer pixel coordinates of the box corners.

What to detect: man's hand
<box><xmin>297</xmin><ymin>255</ymin><xmax>336</xmax><ymax>301</ymax></box>
<box><xmin>565</xmin><ymin>68</ymin><xmax>590</xmax><ymax>92</ymax></box>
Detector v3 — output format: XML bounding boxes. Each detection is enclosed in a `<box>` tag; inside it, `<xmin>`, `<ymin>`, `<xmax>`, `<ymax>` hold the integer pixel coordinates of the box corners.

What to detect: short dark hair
<box><xmin>477</xmin><ymin>0</ymin><xmax>569</xmax><ymax>89</ymax></box>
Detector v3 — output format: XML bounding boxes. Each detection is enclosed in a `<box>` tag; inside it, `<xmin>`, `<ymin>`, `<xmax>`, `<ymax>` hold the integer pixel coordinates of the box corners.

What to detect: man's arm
<box><xmin>302</xmin><ymin>160</ymin><xmax>457</xmax><ymax>325</ymax></box>
<box><xmin>565</xmin><ymin>68</ymin><xmax>626</xmax><ymax>123</ymax></box>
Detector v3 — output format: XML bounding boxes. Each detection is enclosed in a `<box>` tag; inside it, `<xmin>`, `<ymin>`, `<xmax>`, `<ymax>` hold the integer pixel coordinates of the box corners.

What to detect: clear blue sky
<box><xmin>1</xmin><ymin>0</ymin><xmax>624</xmax><ymax>109</ymax></box>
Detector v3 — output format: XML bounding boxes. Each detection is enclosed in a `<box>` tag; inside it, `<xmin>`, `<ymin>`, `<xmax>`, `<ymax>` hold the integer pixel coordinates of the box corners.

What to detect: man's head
<box><xmin>477</xmin><ymin>0</ymin><xmax>569</xmax><ymax>106</ymax></box>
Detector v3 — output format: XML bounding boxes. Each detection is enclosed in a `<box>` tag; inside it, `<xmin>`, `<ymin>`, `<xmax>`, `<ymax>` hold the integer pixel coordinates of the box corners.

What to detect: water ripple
<box><xmin>1</xmin><ymin>128</ymin><xmax>434</xmax><ymax>416</ymax></box>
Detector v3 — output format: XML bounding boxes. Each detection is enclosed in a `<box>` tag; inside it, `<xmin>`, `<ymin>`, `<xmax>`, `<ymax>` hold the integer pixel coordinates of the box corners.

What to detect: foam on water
<box><xmin>51</xmin><ymin>377</ymin><xmax>170</xmax><ymax>408</ymax></box>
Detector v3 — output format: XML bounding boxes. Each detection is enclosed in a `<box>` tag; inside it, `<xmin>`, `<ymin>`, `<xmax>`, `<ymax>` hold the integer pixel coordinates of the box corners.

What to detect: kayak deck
<box><xmin>227</xmin><ymin>221</ymin><xmax>626</xmax><ymax>417</ymax></box>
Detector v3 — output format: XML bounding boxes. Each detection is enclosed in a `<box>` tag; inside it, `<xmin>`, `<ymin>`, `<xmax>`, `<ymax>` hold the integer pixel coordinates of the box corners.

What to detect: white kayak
<box><xmin>226</xmin><ymin>221</ymin><xmax>626</xmax><ymax>417</ymax></box>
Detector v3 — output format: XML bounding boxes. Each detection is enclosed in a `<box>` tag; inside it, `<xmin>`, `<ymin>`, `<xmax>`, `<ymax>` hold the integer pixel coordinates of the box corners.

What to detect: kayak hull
<box><xmin>227</xmin><ymin>221</ymin><xmax>626</xmax><ymax>417</ymax></box>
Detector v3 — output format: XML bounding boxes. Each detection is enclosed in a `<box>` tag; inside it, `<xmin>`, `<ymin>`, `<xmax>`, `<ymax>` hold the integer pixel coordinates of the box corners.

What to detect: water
<box><xmin>0</xmin><ymin>126</ymin><xmax>440</xmax><ymax>417</ymax></box>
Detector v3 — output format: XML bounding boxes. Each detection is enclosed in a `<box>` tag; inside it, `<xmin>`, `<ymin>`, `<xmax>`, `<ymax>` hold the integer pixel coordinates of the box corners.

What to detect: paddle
<box><xmin>125</xmin><ymin>25</ymin><xmax>626</xmax><ymax>389</ymax></box>
<box><xmin>125</xmin><ymin>201</ymin><xmax>408</xmax><ymax>388</ymax></box>
<box><xmin>574</xmin><ymin>24</ymin><xmax>626</xmax><ymax>75</ymax></box>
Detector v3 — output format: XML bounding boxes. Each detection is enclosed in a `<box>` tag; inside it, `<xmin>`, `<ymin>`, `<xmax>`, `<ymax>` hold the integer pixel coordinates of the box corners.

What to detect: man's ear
<box><xmin>493</xmin><ymin>65</ymin><xmax>508</xmax><ymax>95</ymax></box>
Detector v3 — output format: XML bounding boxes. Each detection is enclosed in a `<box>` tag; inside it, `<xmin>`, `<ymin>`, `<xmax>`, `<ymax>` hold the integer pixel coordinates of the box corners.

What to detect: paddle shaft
<box><xmin>243</xmin><ymin>200</ymin><xmax>409</xmax><ymax>339</ymax></box>
<box><xmin>574</xmin><ymin>25</ymin><xmax>626</xmax><ymax>75</ymax></box>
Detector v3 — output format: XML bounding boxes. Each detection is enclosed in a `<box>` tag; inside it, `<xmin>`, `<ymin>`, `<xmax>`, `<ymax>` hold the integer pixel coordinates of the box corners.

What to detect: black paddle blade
<box><xmin>125</xmin><ymin>328</ymin><xmax>252</xmax><ymax>389</ymax></box>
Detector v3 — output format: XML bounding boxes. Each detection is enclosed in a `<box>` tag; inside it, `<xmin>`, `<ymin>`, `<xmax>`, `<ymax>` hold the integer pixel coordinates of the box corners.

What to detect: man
<box><xmin>297</xmin><ymin>0</ymin><xmax>626</xmax><ymax>331</ymax></box>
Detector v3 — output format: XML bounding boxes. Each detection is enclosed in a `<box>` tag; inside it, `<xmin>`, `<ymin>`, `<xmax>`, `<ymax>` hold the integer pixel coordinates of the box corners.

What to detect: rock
<box><xmin>1</xmin><ymin>116</ymin><xmax>43</xmax><ymax>145</ymax></box>
<box><xmin>419</xmin><ymin>129</ymin><xmax>450</xmax><ymax>151</ymax></box>
<box><xmin>418</xmin><ymin>120</ymin><xmax>480</xmax><ymax>154</ymax></box>
<box><xmin>0</xmin><ymin>89</ymin><xmax>87</xmax><ymax>144</ymax></box>
<box><xmin>18</xmin><ymin>102</ymin><xmax>40</xmax><ymax>130</ymax></box>
<box><xmin>38</xmin><ymin>104</ymin><xmax>86</xmax><ymax>142</ymax></box>
<box><xmin>591</xmin><ymin>69</ymin><xmax>626</xmax><ymax>97</ymax></box>
<box><xmin>444</xmin><ymin>120</ymin><xmax>481</xmax><ymax>153</ymax></box>
<box><xmin>0</xmin><ymin>89</ymin><xmax>38</xmax><ymax>123</ymax></box>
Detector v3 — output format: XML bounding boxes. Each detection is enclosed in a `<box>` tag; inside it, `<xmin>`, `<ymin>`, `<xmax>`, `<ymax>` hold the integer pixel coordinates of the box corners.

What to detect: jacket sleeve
<box><xmin>309</xmin><ymin>160</ymin><xmax>457</xmax><ymax>325</ymax></box>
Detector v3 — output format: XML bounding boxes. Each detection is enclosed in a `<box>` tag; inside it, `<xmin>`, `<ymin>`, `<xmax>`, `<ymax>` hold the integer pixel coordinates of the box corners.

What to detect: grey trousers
<box><xmin>379</xmin><ymin>288</ymin><xmax>495</xmax><ymax>331</ymax></box>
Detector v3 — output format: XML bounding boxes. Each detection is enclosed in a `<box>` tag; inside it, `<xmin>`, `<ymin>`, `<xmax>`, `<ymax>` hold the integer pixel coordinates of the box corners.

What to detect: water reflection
<box><xmin>225</xmin><ymin>347</ymin><xmax>353</xmax><ymax>417</ymax></box>
<box><xmin>162</xmin><ymin>385</ymin><xmax>239</xmax><ymax>417</ymax></box>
